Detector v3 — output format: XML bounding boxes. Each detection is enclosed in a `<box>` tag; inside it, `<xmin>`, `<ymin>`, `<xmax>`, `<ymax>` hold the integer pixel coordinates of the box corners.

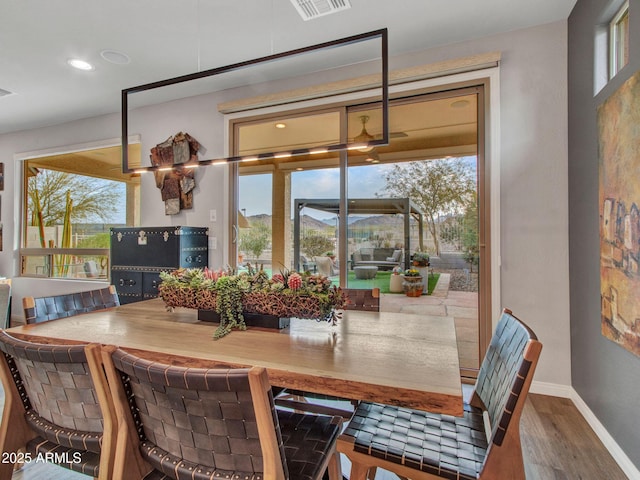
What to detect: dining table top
<box><xmin>6</xmin><ymin>298</ymin><xmax>463</xmax><ymax>415</ymax></box>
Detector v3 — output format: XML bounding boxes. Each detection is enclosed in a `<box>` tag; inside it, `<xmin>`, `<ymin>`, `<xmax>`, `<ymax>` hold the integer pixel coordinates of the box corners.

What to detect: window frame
<box><xmin>17</xmin><ymin>137</ymin><xmax>141</xmax><ymax>280</ymax></box>
<box><xmin>609</xmin><ymin>0</ymin><xmax>630</xmax><ymax>79</ymax></box>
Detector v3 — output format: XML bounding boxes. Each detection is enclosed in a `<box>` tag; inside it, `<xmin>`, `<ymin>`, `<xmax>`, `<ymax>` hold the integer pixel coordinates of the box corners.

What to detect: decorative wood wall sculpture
<box><xmin>150</xmin><ymin>132</ymin><xmax>200</xmax><ymax>215</ymax></box>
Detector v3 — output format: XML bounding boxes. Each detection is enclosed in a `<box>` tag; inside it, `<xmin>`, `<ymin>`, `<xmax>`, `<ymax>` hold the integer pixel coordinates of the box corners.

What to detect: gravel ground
<box><xmin>435</xmin><ymin>268</ymin><xmax>479</xmax><ymax>292</ymax></box>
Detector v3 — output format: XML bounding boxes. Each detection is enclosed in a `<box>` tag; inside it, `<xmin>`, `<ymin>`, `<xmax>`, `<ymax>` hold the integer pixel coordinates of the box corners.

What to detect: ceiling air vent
<box><xmin>0</xmin><ymin>88</ymin><xmax>14</xmax><ymax>98</ymax></box>
<box><xmin>289</xmin><ymin>0</ymin><xmax>351</xmax><ymax>21</ymax></box>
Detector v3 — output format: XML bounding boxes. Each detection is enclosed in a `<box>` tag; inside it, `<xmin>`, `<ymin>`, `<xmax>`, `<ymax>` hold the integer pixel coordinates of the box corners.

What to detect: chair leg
<box><xmin>349</xmin><ymin>461</ymin><xmax>370</xmax><ymax>480</ymax></box>
<box><xmin>12</xmin><ymin>448</ymin><xmax>26</xmax><ymax>472</ymax></box>
<box><xmin>327</xmin><ymin>451</ymin><xmax>343</xmax><ymax>480</ymax></box>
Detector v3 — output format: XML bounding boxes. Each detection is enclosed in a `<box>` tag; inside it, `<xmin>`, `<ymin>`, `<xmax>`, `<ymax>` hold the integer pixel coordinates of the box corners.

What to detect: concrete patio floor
<box><xmin>378</xmin><ymin>273</ymin><xmax>480</xmax><ymax>370</ymax></box>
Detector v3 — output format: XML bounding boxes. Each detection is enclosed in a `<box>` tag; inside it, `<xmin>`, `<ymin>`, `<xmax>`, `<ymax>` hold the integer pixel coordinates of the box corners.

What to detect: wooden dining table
<box><xmin>6</xmin><ymin>298</ymin><xmax>463</xmax><ymax>416</ymax></box>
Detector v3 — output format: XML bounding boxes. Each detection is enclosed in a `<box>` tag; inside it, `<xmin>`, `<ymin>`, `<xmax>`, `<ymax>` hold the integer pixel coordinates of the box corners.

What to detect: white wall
<box><xmin>385</xmin><ymin>21</ymin><xmax>570</xmax><ymax>387</ymax></box>
<box><xmin>0</xmin><ymin>21</ymin><xmax>570</xmax><ymax>387</ymax></box>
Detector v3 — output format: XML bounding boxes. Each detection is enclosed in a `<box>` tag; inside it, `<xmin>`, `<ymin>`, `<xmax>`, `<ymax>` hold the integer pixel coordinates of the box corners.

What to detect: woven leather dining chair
<box><xmin>101</xmin><ymin>346</ymin><xmax>343</xmax><ymax>480</ymax></box>
<box><xmin>23</xmin><ymin>285</ymin><xmax>120</xmax><ymax>324</ymax></box>
<box><xmin>0</xmin><ymin>331</ymin><xmax>116</xmax><ymax>480</ymax></box>
<box><xmin>338</xmin><ymin>308</ymin><xmax>542</xmax><ymax>480</ymax></box>
<box><xmin>342</xmin><ymin>288</ymin><xmax>380</xmax><ymax>312</ymax></box>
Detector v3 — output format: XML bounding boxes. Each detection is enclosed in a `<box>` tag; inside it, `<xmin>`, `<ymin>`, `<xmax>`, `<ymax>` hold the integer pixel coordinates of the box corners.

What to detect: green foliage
<box><xmin>27</xmin><ymin>169</ymin><xmax>121</xmax><ymax>226</ymax></box>
<box><xmin>301</xmin><ymin>231</ymin><xmax>334</xmax><ymax>258</ymax></box>
<box><xmin>461</xmin><ymin>202</ymin><xmax>479</xmax><ymax>271</ymax></box>
<box><xmin>411</xmin><ymin>251</ymin><xmax>430</xmax><ymax>266</ymax></box>
<box><xmin>212</xmin><ymin>276</ymin><xmax>247</xmax><ymax>339</ymax></box>
<box><xmin>239</xmin><ymin>220</ymin><xmax>271</xmax><ymax>259</ymax></box>
<box><xmin>380</xmin><ymin>158</ymin><xmax>476</xmax><ymax>255</ymax></box>
<box><xmin>76</xmin><ymin>233</ymin><xmax>111</xmax><ymax>248</ymax></box>
<box><xmin>159</xmin><ymin>268</ymin><xmax>345</xmax><ymax>338</ymax></box>
<box><xmin>439</xmin><ymin>216</ymin><xmax>463</xmax><ymax>250</ymax></box>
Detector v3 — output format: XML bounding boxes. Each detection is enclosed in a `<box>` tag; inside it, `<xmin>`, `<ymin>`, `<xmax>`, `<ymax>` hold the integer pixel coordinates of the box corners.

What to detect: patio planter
<box><xmin>403</xmin><ymin>275</ymin><xmax>424</xmax><ymax>297</ymax></box>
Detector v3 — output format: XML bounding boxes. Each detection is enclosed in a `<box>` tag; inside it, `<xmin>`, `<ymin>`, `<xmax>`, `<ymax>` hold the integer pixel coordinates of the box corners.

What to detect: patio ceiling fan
<box><xmin>353</xmin><ymin>115</ymin><xmax>407</xmax><ymax>153</ymax></box>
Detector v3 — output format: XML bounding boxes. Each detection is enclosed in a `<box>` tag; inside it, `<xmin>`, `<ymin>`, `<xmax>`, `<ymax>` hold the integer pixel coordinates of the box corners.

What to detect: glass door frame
<box><xmin>227</xmin><ymin>75</ymin><xmax>495</xmax><ymax>380</ymax></box>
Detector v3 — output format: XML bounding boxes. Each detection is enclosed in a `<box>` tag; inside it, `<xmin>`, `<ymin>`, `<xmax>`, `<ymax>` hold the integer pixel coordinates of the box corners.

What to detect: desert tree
<box><xmin>379</xmin><ymin>158</ymin><xmax>476</xmax><ymax>256</ymax></box>
<box><xmin>27</xmin><ymin>169</ymin><xmax>121</xmax><ymax>227</ymax></box>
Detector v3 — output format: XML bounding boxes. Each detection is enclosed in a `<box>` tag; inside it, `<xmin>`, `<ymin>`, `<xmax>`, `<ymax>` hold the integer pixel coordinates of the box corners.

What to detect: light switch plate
<box><xmin>209</xmin><ymin>209</ymin><xmax>217</xmax><ymax>222</ymax></box>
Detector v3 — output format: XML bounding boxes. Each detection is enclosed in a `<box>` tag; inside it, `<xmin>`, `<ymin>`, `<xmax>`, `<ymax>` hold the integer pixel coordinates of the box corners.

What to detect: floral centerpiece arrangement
<box><xmin>403</xmin><ymin>268</ymin><xmax>422</xmax><ymax>277</ymax></box>
<box><xmin>159</xmin><ymin>266</ymin><xmax>345</xmax><ymax>339</ymax></box>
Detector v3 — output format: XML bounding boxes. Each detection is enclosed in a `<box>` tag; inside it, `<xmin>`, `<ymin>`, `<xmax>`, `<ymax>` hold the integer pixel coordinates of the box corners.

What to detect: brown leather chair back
<box><xmin>0</xmin><ymin>331</ymin><xmax>115</xmax><ymax>479</ymax></box>
<box><xmin>102</xmin><ymin>347</ymin><xmax>343</xmax><ymax>480</ymax></box>
<box><xmin>23</xmin><ymin>285</ymin><xmax>119</xmax><ymax>324</ymax></box>
<box><xmin>343</xmin><ymin>287</ymin><xmax>380</xmax><ymax>311</ymax></box>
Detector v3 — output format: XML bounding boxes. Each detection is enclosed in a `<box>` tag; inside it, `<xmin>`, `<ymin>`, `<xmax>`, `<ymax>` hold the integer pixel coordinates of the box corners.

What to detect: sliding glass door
<box><xmin>232</xmin><ymin>85</ymin><xmax>487</xmax><ymax>376</ymax></box>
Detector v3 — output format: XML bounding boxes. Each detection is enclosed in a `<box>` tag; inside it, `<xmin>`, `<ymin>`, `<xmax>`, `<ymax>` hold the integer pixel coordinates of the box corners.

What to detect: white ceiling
<box><xmin>0</xmin><ymin>0</ymin><xmax>576</xmax><ymax>136</ymax></box>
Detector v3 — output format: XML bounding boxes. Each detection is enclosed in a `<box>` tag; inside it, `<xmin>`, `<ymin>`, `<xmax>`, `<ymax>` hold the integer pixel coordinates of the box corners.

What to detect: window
<box><xmin>610</xmin><ymin>0</ymin><xmax>629</xmax><ymax>78</ymax></box>
<box><xmin>20</xmin><ymin>144</ymin><xmax>141</xmax><ymax>279</ymax></box>
<box><xmin>231</xmin><ymin>85</ymin><xmax>490</xmax><ymax>378</ymax></box>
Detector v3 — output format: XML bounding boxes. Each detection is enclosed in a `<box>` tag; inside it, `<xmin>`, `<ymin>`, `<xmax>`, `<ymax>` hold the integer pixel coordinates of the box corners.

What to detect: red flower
<box><xmin>272</xmin><ymin>273</ymin><xmax>285</xmax><ymax>284</ymax></box>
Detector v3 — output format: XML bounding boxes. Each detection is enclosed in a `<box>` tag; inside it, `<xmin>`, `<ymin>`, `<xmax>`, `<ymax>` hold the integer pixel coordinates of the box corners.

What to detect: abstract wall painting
<box><xmin>598</xmin><ymin>69</ymin><xmax>640</xmax><ymax>356</ymax></box>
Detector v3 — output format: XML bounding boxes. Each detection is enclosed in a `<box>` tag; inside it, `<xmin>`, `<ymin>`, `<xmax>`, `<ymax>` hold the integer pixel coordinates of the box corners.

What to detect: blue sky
<box><xmin>239</xmin><ymin>163</ymin><xmax>395</xmax><ymax>219</ymax></box>
<box><xmin>239</xmin><ymin>156</ymin><xmax>476</xmax><ymax>220</ymax></box>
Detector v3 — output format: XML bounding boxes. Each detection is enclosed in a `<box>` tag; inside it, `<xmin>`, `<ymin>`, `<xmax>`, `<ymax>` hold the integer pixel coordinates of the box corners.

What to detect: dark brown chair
<box><xmin>101</xmin><ymin>346</ymin><xmax>343</xmax><ymax>480</ymax></box>
<box><xmin>338</xmin><ymin>308</ymin><xmax>542</xmax><ymax>480</ymax></box>
<box><xmin>23</xmin><ymin>285</ymin><xmax>119</xmax><ymax>324</ymax></box>
<box><xmin>0</xmin><ymin>331</ymin><xmax>116</xmax><ymax>480</ymax></box>
<box><xmin>342</xmin><ymin>287</ymin><xmax>380</xmax><ymax>312</ymax></box>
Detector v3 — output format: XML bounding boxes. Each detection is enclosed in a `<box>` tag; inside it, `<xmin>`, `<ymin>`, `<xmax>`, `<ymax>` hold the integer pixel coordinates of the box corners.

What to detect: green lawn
<box><xmin>339</xmin><ymin>270</ymin><xmax>440</xmax><ymax>295</ymax></box>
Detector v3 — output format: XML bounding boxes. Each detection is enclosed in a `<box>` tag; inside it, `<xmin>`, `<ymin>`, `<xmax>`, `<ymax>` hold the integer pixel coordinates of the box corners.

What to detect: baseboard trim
<box><xmin>531</xmin><ymin>381</ymin><xmax>640</xmax><ymax>479</ymax></box>
<box><xmin>530</xmin><ymin>380</ymin><xmax>573</xmax><ymax>398</ymax></box>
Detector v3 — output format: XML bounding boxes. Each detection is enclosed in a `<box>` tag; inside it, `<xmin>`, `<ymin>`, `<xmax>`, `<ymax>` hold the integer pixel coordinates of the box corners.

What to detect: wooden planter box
<box><xmin>159</xmin><ymin>284</ymin><xmax>339</xmax><ymax>329</ymax></box>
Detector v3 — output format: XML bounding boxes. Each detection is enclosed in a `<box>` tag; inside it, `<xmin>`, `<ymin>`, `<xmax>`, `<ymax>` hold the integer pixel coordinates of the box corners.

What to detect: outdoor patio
<box><xmin>379</xmin><ymin>273</ymin><xmax>480</xmax><ymax>371</ymax></box>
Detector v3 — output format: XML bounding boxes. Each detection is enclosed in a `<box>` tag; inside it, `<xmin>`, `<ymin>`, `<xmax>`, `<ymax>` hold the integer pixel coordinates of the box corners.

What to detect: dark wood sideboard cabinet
<box><xmin>110</xmin><ymin>226</ymin><xmax>209</xmax><ymax>304</ymax></box>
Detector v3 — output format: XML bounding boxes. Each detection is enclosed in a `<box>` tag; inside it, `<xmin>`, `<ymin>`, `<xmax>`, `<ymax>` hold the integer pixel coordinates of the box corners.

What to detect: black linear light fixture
<box><xmin>121</xmin><ymin>28</ymin><xmax>388</xmax><ymax>174</ymax></box>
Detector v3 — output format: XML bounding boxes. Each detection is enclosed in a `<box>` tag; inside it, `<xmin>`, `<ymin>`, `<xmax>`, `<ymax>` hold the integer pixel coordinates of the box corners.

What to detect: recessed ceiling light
<box><xmin>100</xmin><ymin>50</ymin><xmax>131</xmax><ymax>65</ymax></box>
<box><xmin>275</xmin><ymin>123</ymin><xmax>286</xmax><ymax>129</ymax></box>
<box><xmin>67</xmin><ymin>59</ymin><xmax>94</xmax><ymax>71</ymax></box>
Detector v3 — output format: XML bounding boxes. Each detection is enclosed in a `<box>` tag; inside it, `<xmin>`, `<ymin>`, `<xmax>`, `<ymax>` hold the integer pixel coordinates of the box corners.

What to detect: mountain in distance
<box><xmin>300</xmin><ymin>214</ymin><xmax>332</xmax><ymax>230</ymax></box>
<box><xmin>319</xmin><ymin>216</ymin><xmax>370</xmax><ymax>226</ymax></box>
<box><xmin>247</xmin><ymin>213</ymin><xmax>409</xmax><ymax>229</ymax></box>
<box><xmin>247</xmin><ymin>214</ymin><xmax>329</xmax><ymax>231</ymax></box>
